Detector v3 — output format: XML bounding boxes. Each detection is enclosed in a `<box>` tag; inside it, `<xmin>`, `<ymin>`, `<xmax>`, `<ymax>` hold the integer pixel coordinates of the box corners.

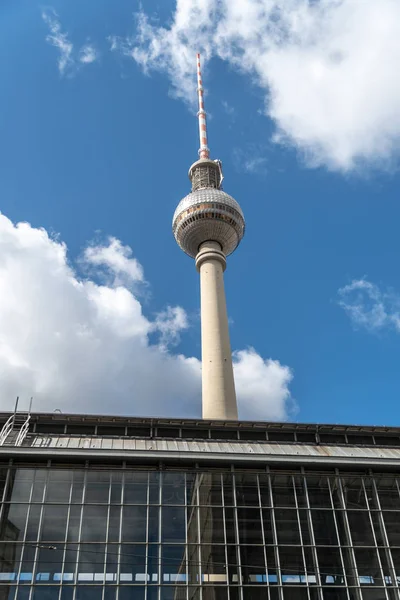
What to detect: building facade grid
<box><xmin>0</xmin><ymin>462</ymin><xmax>399</xmax><ymax>600</ymax></box>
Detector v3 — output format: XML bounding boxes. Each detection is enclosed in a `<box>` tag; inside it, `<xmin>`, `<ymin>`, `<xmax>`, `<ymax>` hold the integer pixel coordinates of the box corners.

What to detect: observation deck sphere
<box><xmin>173</xmin><ymin>188</ymin><xmax>245</xmax><ymax>258</ymax></box>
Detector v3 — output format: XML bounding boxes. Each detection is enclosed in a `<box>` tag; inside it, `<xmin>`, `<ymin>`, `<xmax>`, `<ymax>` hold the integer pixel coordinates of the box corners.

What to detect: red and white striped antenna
<box><xmin>196</xmin><ymin>53</ymin><xmax>210</xmax><ymax>159</ymax></box>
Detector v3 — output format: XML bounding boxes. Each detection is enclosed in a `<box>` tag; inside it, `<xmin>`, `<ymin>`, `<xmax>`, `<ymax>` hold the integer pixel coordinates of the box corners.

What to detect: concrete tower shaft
<box><xmin>172</xmin><ymin>54</ymin><xmax>245</xmax><ymax>421</ymax></box>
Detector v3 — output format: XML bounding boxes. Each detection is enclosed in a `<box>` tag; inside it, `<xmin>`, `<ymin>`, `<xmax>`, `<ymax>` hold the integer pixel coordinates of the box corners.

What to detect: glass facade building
<box><xmin>1</xmin><ymin>414</ymin><xmax>400</xmax><ymax>600</ymax></box>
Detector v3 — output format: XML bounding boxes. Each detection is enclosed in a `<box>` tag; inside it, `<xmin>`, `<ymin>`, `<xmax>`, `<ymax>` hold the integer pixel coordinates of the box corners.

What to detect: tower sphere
<box><xmin>173</xmin><ymin>187</ymin><xmax>245</xmax><ymax>259</ymax></box>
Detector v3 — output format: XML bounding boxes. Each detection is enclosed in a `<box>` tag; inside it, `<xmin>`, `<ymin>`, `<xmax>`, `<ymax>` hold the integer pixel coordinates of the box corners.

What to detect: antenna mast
<box><xmin>196</xmin><ymin>53</ymin><xmax>210</xmax><ymax>159</ymax></box>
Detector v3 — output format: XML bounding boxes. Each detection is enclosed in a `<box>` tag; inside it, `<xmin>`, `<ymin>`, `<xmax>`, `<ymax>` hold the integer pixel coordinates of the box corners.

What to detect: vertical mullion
<box><xmin>256</xmin><ymin>473</ymin><xmax>269</xmax><ymax>599</ymax></box>
<box><xmin>102</xmin><ymin>471</ymin><xmax>112</xmax><ymax>600</ymax></box>
<box><xmin>296</xmin><ymin>474</ymin><xmax>317</xmax><ymax>600</ymax></box>
<box><xmin>336</xmin><ymin>471</ymin><xmax>362</xmax><ymax>600</ymax></box>
<box><xmin>230</xmin><ymin>467</ymin><xmax>241</xmax><ymax>600</ymax></box>
<box><xmin>184</xmin><ymin>471</ymin><xmax>189</xmax><ymax>600</ymax></box>
<box><xmin>372</xmin><ymin>477</ymin><xmax>399</xmax><ymax>593</ymax></box>
<box><xmin>116</xmin><ymin>467</ymin><xmax>124</xmax><ymax>600</ymax></box>
<box><xmin>327</xmin><ymin>476</ymin><xmax>351</xmax><ymax>600</ymax></box>
<box><xmin>268</xmin><ymin>469</ymin><xmax>283</xmax><ymax>600</ymax></box>
<box><xmin>60</xmin><ymin>470</ymin><xmax>74</xmax><ymax>598</ymax></box>
<box><xmin>73</xmin><ymin>466</ymin><xmax>87</xmax><ymax>600</ymax></box>
<box><xmin>195</xmin><ymin>471</ymin><xmax>202</xmax><ymax>600</ymax></box>
<box><xmin>29</xmin><ymin>466</ymin><xmax>47</xmax><ymax>600</ymax></box>
<box><xmin>362</xmin><ymin>478</ymin><xmax>389</xmax><ymax>597</ymax></box>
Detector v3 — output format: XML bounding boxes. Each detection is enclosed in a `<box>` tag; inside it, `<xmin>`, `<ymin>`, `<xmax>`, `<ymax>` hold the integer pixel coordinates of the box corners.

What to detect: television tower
<box><xmin>172</xmin><ymin>54</ymin><xmax>245</xmax><ymax>420</ymax></box>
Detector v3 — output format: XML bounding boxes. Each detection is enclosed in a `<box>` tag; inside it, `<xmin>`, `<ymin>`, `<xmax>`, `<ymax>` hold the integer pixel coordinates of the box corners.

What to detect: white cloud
<box><xmin>84</xmin><ymin>237</ymin><xmax>144</xmax><ymax>287</ymax></box>
<box><xmin>113</xmin><ymin>0</ymin><xmax>400</xmax><ymax>172</ymax></box>
<box><xmin>0</xmin><ymin>212</ymin><xmax>293</xmax><ymax>420</ymax></box>
<box><xmin>42</xmin><ymin>10</ymin><xmax>99</xmax><ymax>76</ymax></box>
<box><xmin>234</xmin><ymin>349</ymin><xmax>295</xmax><ymax>421</ymax></box>
<box><xmin>42</xmin><ymin>9</ymin><xmax>73</xmax><ymax>76</ymax></box>
<box><xmin>79</xmin><ymin>44</ymin><xmax>98</xmax><ymax>65</ymax></box>
<box><xmin>338</xmin><ymin>278</ymin><xmax>400</xmax><ymax>333</ymax></box>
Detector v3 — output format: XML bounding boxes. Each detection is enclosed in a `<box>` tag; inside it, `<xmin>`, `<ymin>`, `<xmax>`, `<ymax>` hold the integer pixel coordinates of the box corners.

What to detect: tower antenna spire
<box><xmin>196</xmin><ymin>53</ymin><xmax>210</xmax><ymax>159</ymax></box>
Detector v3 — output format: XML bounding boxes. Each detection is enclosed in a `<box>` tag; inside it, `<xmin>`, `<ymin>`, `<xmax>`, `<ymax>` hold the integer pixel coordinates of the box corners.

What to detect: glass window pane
<box><xmin>0</xmin><ymin>542</ymin><xmax>23</xmax><ymax>575</ymax></box>
<box><xmin>120</xmin><ymin>545</ymin><xmax>146</xmax><ymax>582</ymax></box>
<box><xmin>271</xmin><ymin>474</ymin><xmax>296</xmax><ymax>507</ymax></box>
<box><xmin>31</xmin><ymin>470</ymin><xmax>47</xmax><ymax>503</ymax></box>
<box><xmin>240</xmin><ymin>545</ymin><xmax>266</xmax><ymax>584</ymax></box>
<box><xmin>162</xmin><ymin>473</ymin><xmax>185</xmax><ymax>505</ymax></box>
<box><xmin>45</xmin><ymin>470</ymin><xmax>73</xmax><ymax>503</ymax></box>
<box><xmin>347</xmin><ymin>510</ymin><xmax>375</xmax><ymax>546</ymax></box>
<box><xmin>71</xmin><ymin>471</ymin><xmax>84</xmax><ymax>504</ymax></box>
<box><xmin>0</xmin><ymin>505</ymin><xmax>28</xmax><ymax>542</ymax></box>
<box><xmin>122</xmin><ymin>506</ymin><xmax>147</xmax><ymax>543</ymax></box>
<box><xmin>15</xmin><ymin>589</ymin><xmax>30</xmax><ymax>600</ymax></box>
<box><xmin>279</xmin><ymin>546</ymin><xmax>304</xmax><ymax>583</ymax></box>
<box><xmin>311</xmin><ymin>510</ymin><xmax>339</xmax><ymax>545</ymax></box>
<box><xmin>60</xmin><ymin>588</ymin><xmax>74</xmax><ymax>600</ymax></box>
<box><xmin>162</xmin><ymin>507</ymin><xmax>186</xmax><ymax>543</ymax></box>
<box><xmin>78</xmin><ymin>543</ymin><xmax>105</xmax><ymax>579</ymax></box>
<box><xmin>81</xmin><ymin>506</ymin><xmax>108</xmax><ymax>542</ymax></box>
<box><xmin>376</xmin><ymin>477</ymin><xmax>400</xmax><ymax>509</ymax></box>
<box><xmin>0</xmin><ymin>585</ymin><xmax>16</xmax><ymax>600</ymax></box>
<box><xmin>200</xmin><ymin>545</ymin><xmax>227</xmax><ymax>583</ymax></box>
<box><xmin>237</xmin><ymin>508</ymin><xmax>263</xmax><ymax>544</ymax></box>
<box><xmin>67</xmin><ymin>506</ymin><xmax>82</xmax><ymax>542</ymax></box>
<box><xmin>199</xmin><ymin>506</ymin><xmax>225</xmax><ymax>544</ymax></box>
<box><xmin>118</xmin><ymin>587</ymin><xmax>145</xmax><ymax>600</ymax></box>
<box><xmin>161</xmin><ymin>545</ymin><xmax>187</xmax><ymax>583</ymax></box>
<box><xmin>235</xmin><ymin>473</ymin><xmax>260</xmax><ymax>507</ymax></box>
<box><xmin>104</xmin><ymin>589</ymin><xmax>117</xmax><ymax>600</ymax></box>
<box><xmin>148</xmin><ymin>507</ymin><xmax>159</xmax><ymax>544</ymax></box>
<box><xmin>110</xmin><ymin>472</ymin><xmax>122</xmax><ymax>504</ymax></box>
<box><xmin>197</xmin><ymin>473</ymin><xmax>222</xmax><ymax>506</ymax></box>
<box><xmin>317</xmin><ymin>547</ymin><xmax>345</xmax><ymax>585</ymax></box>
<box><xmin>32</xmin><ymin>585</ymin><xmax>60</xmax><ymax>599</ymax></box>
<box><xmin>75</xmin><ymin>587</ymin><xmax>103</xmax><ymax>600</ymax></box>
<box><xmin>36</xmin><ymin>545</ymin><xmax>64</xmax><ymax>581</ymax></box>
<box><xmin>258</xmin><ymin>474</ymin><xmax>271</xmax><ymax>507</ymax></box>
<box><xmin>124</xmin><ymin>472</ymin><xmax>148</xmax><ymax>504</ymax></box>
<box><xmin>40</xmin><ymin>505</ymin><xmax>68</xmax><ymax>542</ymax></box>
<box><xmin>382</xmin><ymin>512</ymin><xmax>400</xmax><ymax>546</ymax></box>
<box><xmin>355</xmin><ymin>548</ymin><xmax>383</xmax><ymax>585</ymax></box>
<box><xmin>6</xmin><ymin>470</ymin><xmax>34</xmax><ymax>503</ymax></box>
<box><xmin>306</xmin><ymin>475</ymin><xmax>332</xmax><ymax>508</ymax></box>
<box><xmin>341</xmin><ymin>476</ymin><xmax>367</xmax><ymax>509</ymax></box>
<box><xmin>108</xmin><ymin>506</ymin><xmax>120</xmax><ymax>543</ymax></box>
<box><xmin>203</xmin><ymin>589</ymin><xmax>227</xmax><ymax>600</ymax></box>
<box><xmin>85</xmin><ymin>471</ymin><xmax>110</xmax><ymax>504</ymax></box>
<box><xmin>274</xmin><ymin>509</ymin><xmax>301</xmax><ymax>545</ymax></box>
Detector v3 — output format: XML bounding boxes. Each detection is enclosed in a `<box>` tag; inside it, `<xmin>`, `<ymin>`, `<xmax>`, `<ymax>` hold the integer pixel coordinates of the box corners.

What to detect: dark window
<box><xmin>32</xmin><ymin>587</ymin><xmax>60</xmax><ymax>600</ymax></box>
<box><xmin>296</xmin><ymin>432</ymin><xmax>316</xmax><ymax>443</ymax></box>
<box><xmin>182</xmin><ymin>428</ymin><xmax>209</xmax><ymax>439</ymax></box>
<box><xmin>96</xmin><ymin>426</ymin><xmax>125</xmax><ymax>437</ymax></box>
<box><xmin>0</xmin><ymin>586</ymin><xmax>16</xmax><ymax>600</ymax></box>
<box><xmin>319</xmin><ymin>433</ymin><xmax>346</xmax><ymax>444</ymax></box>
<box><xmin>162</xmin><ymin>507</ymin><xmax>186</xmax><ymax>543</ymax></box>
<box><xmin>210</xmin><ymin>430</ymin><xmax>238</xmax><ymax>440</ymax></box>
<box><xmin>85</xmin><ymin>471</ymin><xmax>110</xmax><ymax>503</ymax></box>
<box><xmin>81</xmin><ymin>505</ymin><xmax>108</xmax><ymax>542</ymax></box>
<box><xmin>238</xmin><ymin>430</ymin><xmax>266</xmax><ymax>441</ymax></box>
<box><xmin>124</xmin><ymin>472</ymin><xmax>150</xmax><ymax>504</ymax></box>
<box><xmin>268</xmin><ymin>431</ymin><xmax>295</xmax><ymax>442</ymax></box>
<box><xmin>347</xmin><ymin>510</ymin><xmax>375</xmax><ymax>546</ymax></box>
<box><xmin>127</xmin><ymin>427</ymin><xmax>151</xmax><ymax>437</ymax></box>
<box><xmin>66</xmin><ymin>425</ymin><xmax>96</xmax><ymax>435</ymax></box>
<box><xmin>35</xmin><ymin>423</ymin><xmax>65</xmax><ymax>434</ymax></box>
<box><xmin>275</xmin><ymin>509</ymin><xmax>301</xmax><ymax>545</ymax></box>
<box><xmin>162</xmin><ymin>473</ymin><xmax>186</xmax><ymax>505</ymax></box>
<box><xmin>199</xmin><ymin>506</ymin><xmax>225</xmax><ymax>544</ymax></box>
<box><xmin>156</xmin><ymin>427</ymin><xmax>180</xmax><ymax>438</ymax></box>
<box><xmin>118</xmin><ymin>587</ymin><xmax>145</xmax><ymax>600</ymax></box>
<box><xmin>240</xmin><ymin>545</ymin><xmax>266</xmax><ymax>584</ymax></box>
<box><xmin>122</xmin><ymin>506</ymin><xmax>147</xmax><ymax>542</ymax></box>
<box><xmin>311</xmin><ymin>509</ymin><xmax>339</xmax><ymax>545</ymax></box>
<box><xmin>237</xmin><ymin>508</ymin><xmax>263</xmax><ymax>544</ymax></box>
<box><xmin>382</xmin><ymin>511</ymin><xmax>400</xmax><ymax>546</ymax></box>
<box><xmin>346</xmin><ymin>434</ymin><xmax>374</xmax><ymax>445</ymax></box>
<box><xmin>45</xmin><ymin>469</ymin><xmax>73</xmax><ymax>503</ymax></box>
<box><xmin>374</xmin><ymin>435</ymin><xmax>400</xmax><ymax>446</ymax></box>
<box><xmin>235</xmin><ymin>473</ymin><xmax>260</xmax><ymax>507</ymax></box>
<box><xmin>40</xmin><ymin>505</ymin><xmax>68</xmax><ymax>541</ymax></box>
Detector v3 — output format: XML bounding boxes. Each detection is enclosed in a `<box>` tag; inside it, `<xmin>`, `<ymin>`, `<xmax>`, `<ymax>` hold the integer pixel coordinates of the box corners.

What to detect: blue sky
<box><xmin>1</xmin><ymin>0</ymin><xmax>400</xmax><ymax>425</ymax></box>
